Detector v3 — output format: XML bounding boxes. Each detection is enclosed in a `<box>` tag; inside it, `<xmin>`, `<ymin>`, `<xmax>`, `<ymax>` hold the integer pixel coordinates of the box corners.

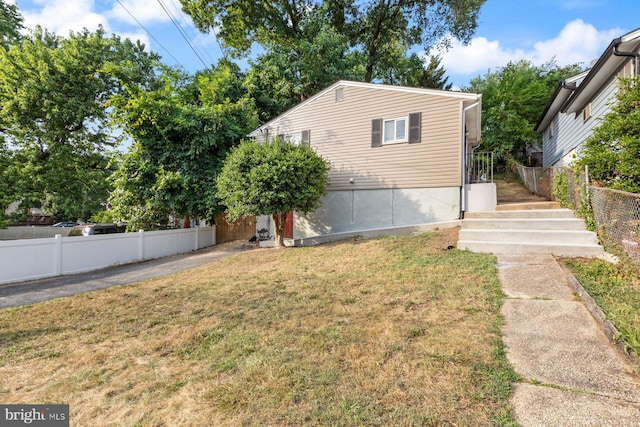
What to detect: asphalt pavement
<box><xmin>0</xmin><ymin>241</ymin><xmax>256</xmax><ymax>309</ymax></box>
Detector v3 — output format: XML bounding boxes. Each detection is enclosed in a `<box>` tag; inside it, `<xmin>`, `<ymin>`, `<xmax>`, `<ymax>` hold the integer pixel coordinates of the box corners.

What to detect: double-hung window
<box><xmin>383</xmin><ymin>117</ymin><xmax>408</xmax><ymax>144</ymax></box>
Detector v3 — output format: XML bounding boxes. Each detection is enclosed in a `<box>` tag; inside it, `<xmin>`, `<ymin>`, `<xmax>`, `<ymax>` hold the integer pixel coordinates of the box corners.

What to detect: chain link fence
<box><xmin>552</xmin><ymin>164</ymin><xmax>640</xmax><ymax>265</ymax></box>
<box><xmin>590</xmin><ymin>187</ymin><xmax>640</xmax><ymax>262</ymax></box>
<box><xmin>508</xmin><ymin>161</ymin><xmax>559</xmax><ymax>201</ymax></box>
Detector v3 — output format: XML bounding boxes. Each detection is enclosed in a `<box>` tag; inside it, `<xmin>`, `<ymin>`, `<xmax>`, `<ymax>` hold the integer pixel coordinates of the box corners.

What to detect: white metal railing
<box><xmin>466</xmin><ymin>151</ymin><xmax>493</xmax><ymax>184</ymax></box>
<box><xmin>0</xmin><ymin>226</ymin><xmax>216</xmax><ymax>285</ymax></box>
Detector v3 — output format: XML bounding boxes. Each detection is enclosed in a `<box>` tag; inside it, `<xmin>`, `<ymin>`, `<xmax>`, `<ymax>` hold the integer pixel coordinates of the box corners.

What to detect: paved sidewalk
<box><xmin>497</xmin><ymin>254</ymin><xmax>640</xmax><ymax>426</ymax></box>
<box><xmin>0</xmin><ymin>241</ymin><xmax>256</xmax><ymax>309</ymax></box>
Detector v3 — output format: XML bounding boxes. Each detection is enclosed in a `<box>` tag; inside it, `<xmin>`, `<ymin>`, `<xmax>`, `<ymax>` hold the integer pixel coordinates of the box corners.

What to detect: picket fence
<box><xmin>0</xmin><ymin>226</ymin><xmax>216</xmax><ymax>285</ymax></box>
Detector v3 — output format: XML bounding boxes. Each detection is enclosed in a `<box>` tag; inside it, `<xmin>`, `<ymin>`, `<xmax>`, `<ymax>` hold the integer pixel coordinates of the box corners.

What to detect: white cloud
<box><xmin>22</xmin><ymin>0</ymin><xmax>110</xmax><ymax>35</ymax></box>
<box><xmin>439</xmin><ymin>19</ymin><xmax>624</xmax><ymax>79</ymax></box>
<box><xmin>119</xmin><ymin>31</ymin><xmax>151</xmax><ymax>49</ymax></box>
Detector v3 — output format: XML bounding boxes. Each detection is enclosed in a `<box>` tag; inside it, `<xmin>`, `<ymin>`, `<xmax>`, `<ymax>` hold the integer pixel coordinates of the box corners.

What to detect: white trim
<box><xmin>382</xmin><ymin>116</ymin><xmax>408</xmax><ymax>144</ymax></box>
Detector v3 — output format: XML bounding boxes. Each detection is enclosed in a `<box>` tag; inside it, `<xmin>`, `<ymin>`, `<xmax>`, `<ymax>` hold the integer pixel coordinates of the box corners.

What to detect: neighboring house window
<box><xmin>371</xmin><ymin>112</ymin><xmax>421</xmax><ymax>147</ymax></box>
<box><xmin>335</xmin><ymin>88</ymin><xmax>344</xmax><ymax>102</ymax></box>
<box><xmin>547</xmin><ymin>123</ymin><xmax>554</xmax><ymax>139</ymax></box>
<box><xmin>383</xmin><ymin>117</ymin><xmax>408</xmax><ymax>144</ymax></box>
<box><xmin>582</xmin><ymin>102</ymin><xmax>592</xmax><ymax>122</ymax></box>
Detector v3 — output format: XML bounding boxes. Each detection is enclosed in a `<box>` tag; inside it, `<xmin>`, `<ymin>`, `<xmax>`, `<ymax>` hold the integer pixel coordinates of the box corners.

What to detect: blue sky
<box><xmin>12</xmin><ymin>0</ymin><xmax>640</xmax><ymax>88</ymax></box>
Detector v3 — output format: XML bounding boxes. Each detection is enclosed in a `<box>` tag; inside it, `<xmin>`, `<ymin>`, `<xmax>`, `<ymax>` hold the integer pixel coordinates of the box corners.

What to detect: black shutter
<box><xmin>408</xmin><ymin>112</ymin><xmax>421</xmax><ymax>144</ymax></box>
<box><xmin>371</xmin><ymin>118</ymin><xmax>382</xmax><ymax>147</ymax></box>
<box><xmin>301</xmin><ymin>130</ymin><xmax>310</xmax><ymax>146</ymax></box>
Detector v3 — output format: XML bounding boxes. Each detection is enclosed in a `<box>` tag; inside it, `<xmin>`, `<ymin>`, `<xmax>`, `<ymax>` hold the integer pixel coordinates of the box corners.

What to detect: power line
<box><xmin>157</xmin><ymin>0</ymin><xmax>208</xmax><ymax>69</ymax></box>
<box><xmin>165</xmin><ymin>0</ymin><xmax>217</xmax><ymax>65</ymax></box>
<box><xmin>114</xmin><ymin>0</ymin><xmax>184</xmax><ymax>68</ymax></box>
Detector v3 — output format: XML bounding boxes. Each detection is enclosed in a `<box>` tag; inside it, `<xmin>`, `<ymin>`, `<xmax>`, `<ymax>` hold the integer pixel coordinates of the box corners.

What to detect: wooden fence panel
<box><xmin>215</xmin><ymin>214</ymin><xmax>256</xmax><ymax>243</ymax></box>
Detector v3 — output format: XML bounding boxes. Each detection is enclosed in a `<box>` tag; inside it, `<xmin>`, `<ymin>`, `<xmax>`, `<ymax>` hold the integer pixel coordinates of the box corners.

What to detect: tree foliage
<box><xmin>216</xmin><ymin>138</ymin><xmax>330</xmax><ymax>246</ymax></box>
<box><xmin>0</xmin><ymin>0</ymin><xmax>23</xmax><ymax>49</ymax></box>
<box><xmin>107</xmin><ymin>62</ymin><xmax>258</xmax><ymax>230</ymax></box>
<box><xmin>0</xmin><ymin>26</ymin><xmax>158</xmax><ymax>222</ymax></box>
<box><xmin>575</xmin><ymin>76</ymin><xmax>640</xmax><ymax>193</ymax></box>
<box><xmin>181</xmin><ymin>0</ymin><xmax>483</xmax><ymax>111</ymax></box>
<box><xmin>467</xmin><ymin>59</ymin><xmax>582</xmax><ymax>162</ymax></box>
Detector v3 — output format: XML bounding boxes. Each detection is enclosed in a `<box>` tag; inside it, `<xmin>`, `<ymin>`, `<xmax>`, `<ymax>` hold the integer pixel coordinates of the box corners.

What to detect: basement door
<box><xmin>284</xmin><ymin>211</ymin><xmax>293</xmax><ymax>239</ymax></box>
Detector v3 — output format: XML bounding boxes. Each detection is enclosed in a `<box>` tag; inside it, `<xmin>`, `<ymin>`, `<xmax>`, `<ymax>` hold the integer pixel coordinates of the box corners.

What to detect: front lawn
<box><xmin>0</xmin><ymin>229</ymin><xmax>517</xmax><ymax>426</ymax></box>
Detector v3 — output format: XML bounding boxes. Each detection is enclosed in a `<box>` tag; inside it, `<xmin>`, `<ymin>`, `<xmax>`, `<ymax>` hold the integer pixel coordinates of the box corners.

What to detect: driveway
<box><xmin>0</xmin><ymin>241</ymin><xmax>257</xmax><ymax>309</ymax></box>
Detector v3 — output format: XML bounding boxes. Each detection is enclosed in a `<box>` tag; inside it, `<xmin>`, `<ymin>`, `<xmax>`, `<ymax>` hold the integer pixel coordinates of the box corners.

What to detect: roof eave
<box><xmin>562</xmin><ymin>28</ymin><xmax>640</xmax><ymax>114</ymax></box>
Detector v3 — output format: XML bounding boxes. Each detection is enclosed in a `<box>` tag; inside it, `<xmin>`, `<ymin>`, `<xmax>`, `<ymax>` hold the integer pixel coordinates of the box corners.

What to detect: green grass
<box><xmin>0</xmin><ymin>229</ymin><xmax>517</xmax><ymax>426</ymax></box>
<box><xmin>561</xmin><ymin>247</ymin><xmax>640</xmax><ymax>356</ymax></box>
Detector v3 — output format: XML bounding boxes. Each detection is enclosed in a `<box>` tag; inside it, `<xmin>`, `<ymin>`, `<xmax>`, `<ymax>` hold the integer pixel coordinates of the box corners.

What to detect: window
<box><xmin>371</xmin><ymin>112</ymin><xmax>421</xmax><ymax>147</ymax></box>
<box><xmin>582</xmin><ymin>102</ymin><xmax>592</xmax><ymax>122</ymax></box>
<box><xmin>548</xmin><ymin>123</ymin><xmax>554</xmax><ymax>139</ymax></box>
<box><xmin>383</xmin><ymin>117</ymin><xmax>408</xmax><ymax>144</ymax></box>
<box><xmin>335</xmin><ymin>88</ymin><xmax>344</xmax><ymax>102</ymax></box>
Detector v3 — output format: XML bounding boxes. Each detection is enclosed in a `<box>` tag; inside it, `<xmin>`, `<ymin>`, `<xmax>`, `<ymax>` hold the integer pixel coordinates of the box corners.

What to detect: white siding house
<box><xmin>536</xmin><ymin>28</ymin><xmax>640</xmax><ymax>167</ymax></box>
<box><xmin>248</xmin><ymin>80</ymin><xmax>483</xmax><ymax>244</ymax></box>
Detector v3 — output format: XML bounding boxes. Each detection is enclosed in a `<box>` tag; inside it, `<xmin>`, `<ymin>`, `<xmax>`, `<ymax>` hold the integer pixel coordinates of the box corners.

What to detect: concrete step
<box><xmin>457</xmin><ymin>240</ymin><xmax>604</xmax><ymax>257</ymax></box>
<box><xmin>497</xmin><ymin>201</ymin><xmax>561</xmax><ymax>210</ymax></box>
<box><xmin>462</xmin><ymin>218</ymin><xmax>585</xmax><ymax>230</ymax></box>
<box><xmin>458</xmin><ymin>229</ymin><xmax>599</xmax><ymax>245</ymax></box>
<box><xmin>464</xmin><ymin>209</ymin><xmax>575</xmax><ymax>219</ymax></box>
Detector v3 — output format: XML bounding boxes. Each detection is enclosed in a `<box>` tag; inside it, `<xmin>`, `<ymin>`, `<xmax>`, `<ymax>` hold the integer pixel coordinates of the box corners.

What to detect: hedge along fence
<box><xmin>0</xmin><ymin>226</ymin><xmax>216</xmax><ymax>285</ymax></box>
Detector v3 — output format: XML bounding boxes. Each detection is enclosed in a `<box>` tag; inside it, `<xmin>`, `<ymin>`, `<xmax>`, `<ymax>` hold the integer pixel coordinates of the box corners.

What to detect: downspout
<box><xmin>613</xmin><ymin>40</ymin><xmax>640</xmax><ymax>75</ymax></box>
<box><xmin>460</xmin><ymin>100</ymin><xmax>480</xmax><ymax>217</ymax></box>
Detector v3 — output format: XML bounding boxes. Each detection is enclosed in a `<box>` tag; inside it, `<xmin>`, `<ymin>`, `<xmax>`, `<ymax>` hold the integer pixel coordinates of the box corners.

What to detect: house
<box><xmin>248</xmin><ymin>80</ymin><xmax>485</xmax><ymax>244</ymax></box>
<box><xmin>536</xmin><ymin>27</ymin><xmax>640</xmax><ymax>167</ymax></box>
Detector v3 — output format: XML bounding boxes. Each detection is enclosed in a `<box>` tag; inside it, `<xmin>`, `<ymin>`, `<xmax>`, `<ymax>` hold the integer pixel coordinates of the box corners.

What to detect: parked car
<box><xmin>52</xmin><ymin>221</ymin><xmax>79</xmax><ymax>227</ymax></box>
<box><xmin>68</xmin><ymin>224</ymin><xmax>126</xmax><ymax>236</ymax></box>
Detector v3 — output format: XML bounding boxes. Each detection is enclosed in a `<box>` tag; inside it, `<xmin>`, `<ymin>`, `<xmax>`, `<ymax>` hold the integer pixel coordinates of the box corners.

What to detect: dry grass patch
<box><xmin>0</xmin><ymin>228</ymin><xmax>517</xmax><ymax>426</ymax></box>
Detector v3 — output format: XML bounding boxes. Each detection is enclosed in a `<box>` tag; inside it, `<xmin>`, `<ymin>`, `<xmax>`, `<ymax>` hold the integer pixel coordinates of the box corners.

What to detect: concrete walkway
<box><xmin>0</xmin><ymin>241</ymin><xmax>256</xmax><ymax>309</ymax></box>
<box><xmin>498</xmin><ymin>253</ymin><xmax>640</xmax><ymax>426</ymax></box>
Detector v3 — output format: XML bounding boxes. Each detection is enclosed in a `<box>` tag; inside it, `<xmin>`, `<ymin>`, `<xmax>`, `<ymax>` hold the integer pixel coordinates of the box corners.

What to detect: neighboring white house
<box><xmin>536</xmin><ymin>27</ymin><xmax>640</xmax><ymax>167</ymax></box>
<box><xmin>248</xmin><ymin>80</ymin><xmax>485</xmax><ymax>244</ymax></box>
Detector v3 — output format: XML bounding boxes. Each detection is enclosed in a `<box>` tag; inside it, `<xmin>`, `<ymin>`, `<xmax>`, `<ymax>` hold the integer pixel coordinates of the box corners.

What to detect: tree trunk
<box><xmin>272</xmin><ymin>213</ymin><xmax>286</xmax><ymax>247</ymax></box>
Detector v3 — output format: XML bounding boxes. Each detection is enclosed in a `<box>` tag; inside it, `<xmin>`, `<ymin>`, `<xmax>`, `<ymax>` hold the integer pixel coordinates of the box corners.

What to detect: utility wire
<box><xmin>114</xmin><ymin>0</ymin><xmax>184</xmax><ymax>68</ymax></box>
<box><xmin>157</xmin><ymin>0</ymin><xmax>209</xmax><ymax>68</ymax></box>
<box><xmin>165</xmin><ymin>0</ymin><xmax>217</xmax><ymax>65</ymax></box>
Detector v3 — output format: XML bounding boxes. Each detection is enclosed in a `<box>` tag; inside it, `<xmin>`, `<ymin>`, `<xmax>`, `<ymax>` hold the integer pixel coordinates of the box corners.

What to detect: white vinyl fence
<box><xmin>0</xmin><ymin>226</ymin><xmax>215</xmax><ymax>285</ymax></box>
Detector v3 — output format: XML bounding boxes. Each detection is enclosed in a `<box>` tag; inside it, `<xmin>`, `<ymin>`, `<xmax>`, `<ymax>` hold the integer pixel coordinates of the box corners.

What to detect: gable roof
<box><xmin>535</xmin><ymin>27</ymin><xmax>640</xmax><ymax>132</ymax></box>
<box><xmin>249</xmin><ymin>80</ymin><xmax>481</xmax><ymax>142</ymax></box>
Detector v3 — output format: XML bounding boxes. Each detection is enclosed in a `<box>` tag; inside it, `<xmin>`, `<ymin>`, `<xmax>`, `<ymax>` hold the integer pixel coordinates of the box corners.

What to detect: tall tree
<box><xmin>466</xmin><ymin>59</ymin><xmax>582</xmax><ymax>161</ymax></box>
<box><xmin>180</xmin><ymin>0</ymin><xmax>484</xmax><ymax>90</ymax></box>
<box><xmin>0</xmin><ymin>0</ymin><xmax>23</xmax><ymax>49</ymax></box>
<box><xmin>382</xmin><ymin>53</ymin><xmax>453</xmax><ymax>89</ymax></box>
<box><xmin>107</xmin><ymin>61</ymin><xmax>259</xmax><ymax>230</ymax></box>
<box><xmin>575</xmin><ymin>76</ymin><xmax>640</xmax><ymax>193</ymax></box>
<box><xmin>246</xmin><ymin>8</ymin><xmax>364</xmax><ymax>120</ymax></box>
<box><xmin>0</xmin><ymin>26</ymin><xmax>159</xmax><ymax>221</ymax></box>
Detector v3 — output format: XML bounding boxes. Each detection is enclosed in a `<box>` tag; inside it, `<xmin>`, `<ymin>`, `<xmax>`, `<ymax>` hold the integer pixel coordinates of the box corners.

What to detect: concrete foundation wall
<box><xmin>465</xmin><ymin>183</ymin><xmax>497</xmax><ymax>212</ymax></box>
<box><xmin>293</xmin><ymin>187</ymin><xmax>460</xmax><ymax>239</ymax></box>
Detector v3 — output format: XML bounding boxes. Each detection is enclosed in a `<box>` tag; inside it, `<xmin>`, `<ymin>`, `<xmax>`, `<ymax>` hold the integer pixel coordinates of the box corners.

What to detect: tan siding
<box><xmin>264</xmin><ymin>84</ymin><xmax>465</xmax><ymax>191</ymax></box>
